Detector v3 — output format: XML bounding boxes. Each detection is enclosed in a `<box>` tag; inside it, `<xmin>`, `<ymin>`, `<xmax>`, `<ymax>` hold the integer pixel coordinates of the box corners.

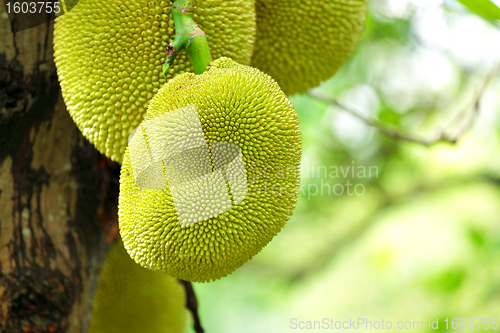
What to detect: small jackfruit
<box><xmin>118</xmin><ymin>57</ymin><xmax>302</xmax><ymax>282</ymax></box>
<box><xmin>54</xmin><ymin>0</ymin><xmax>256</xmax><ymax>163</ymax></box>
<box><xmin>88</xmin><ymin>238</ymin><xmax>187</xmax><ymax>333</ymax></box>
<box><xmin>251</xmin><ymin>0</ymin><xmax>368</xmax><ymax>95</ymax></box>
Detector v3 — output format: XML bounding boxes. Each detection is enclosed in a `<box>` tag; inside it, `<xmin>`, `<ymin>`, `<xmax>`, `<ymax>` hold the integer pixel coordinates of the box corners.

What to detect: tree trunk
<box><xmin>0</xmin><ymin>8</ymin><xmax>120</xmax><ymax>333</ymax></box>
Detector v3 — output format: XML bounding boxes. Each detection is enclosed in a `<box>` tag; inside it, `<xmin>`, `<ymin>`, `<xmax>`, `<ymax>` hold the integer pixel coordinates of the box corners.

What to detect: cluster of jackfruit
<box><xmin>54</xmin><ymin>0</ymin><xmax>366</xmax><ymax>162</ymax></box>
<box><xmin>119</xmin><ymin>57</ymin><xmax>302</xmax><ymax>282</ymax></box>
<box><xmin>52</xmin><ymin>0</ymin><xmax>369</xmax><ymax>329</ymax></box>
<box><xmin>88</xmin><ymin>239</ymin><xmax>187</xmax><ymax>333</ymax></box>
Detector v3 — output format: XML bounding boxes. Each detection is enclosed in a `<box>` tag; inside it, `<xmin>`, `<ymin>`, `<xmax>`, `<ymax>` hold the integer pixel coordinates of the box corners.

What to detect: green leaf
<box><xmin>458</xmin><ymin>0</ymin><xmax>500</xmax><ymax>21</ymax></box>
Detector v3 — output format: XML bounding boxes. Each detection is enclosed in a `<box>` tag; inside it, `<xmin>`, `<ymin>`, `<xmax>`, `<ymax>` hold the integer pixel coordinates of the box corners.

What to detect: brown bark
<box><xmin>0</xmin><ymin>8</ymin><xmax>120</xmax><ymax>333</ymax></box>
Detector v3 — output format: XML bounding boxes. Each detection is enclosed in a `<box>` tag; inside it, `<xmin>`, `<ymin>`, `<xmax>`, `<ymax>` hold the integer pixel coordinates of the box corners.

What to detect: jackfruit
<box><xmin>118</xmin><ymin>57</ymin><xmax>302</xmax><ymax>282</ymax></box>
<box><xmin>88</xmin><ymin>238</ymin><xmax>187</xmax><ymax>333</ymax></box>
<box><xmin>54</xmin><ymin>0</ymin><xmax>256</xmax><ymax>163</ymax></box>
<box><xmin>251</xmin><ymin>0</ymin><xmax>367</xmax><ymax>95</ymax></box>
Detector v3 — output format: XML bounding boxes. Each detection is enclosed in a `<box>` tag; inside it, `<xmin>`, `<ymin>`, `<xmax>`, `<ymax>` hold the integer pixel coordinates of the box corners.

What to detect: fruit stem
<box><xmin>163</xmin><ymin>0</ymin><xmax>213</xmax><ymax>78</ymax></box>
<box><xmin>179</xmin><ymin>280</ymin><xmax>205</xmax><ymax>333</ymax></box>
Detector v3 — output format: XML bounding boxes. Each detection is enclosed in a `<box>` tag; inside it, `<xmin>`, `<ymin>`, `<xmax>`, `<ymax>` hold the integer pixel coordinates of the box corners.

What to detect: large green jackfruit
<box><xmin>118</xmin><ymin>57</ymin><xmax>302</xmax><ymax>282</ymax></box>
<box><xmin>88</xmin><ymin>239</ymin><xmax>187</xmax><ymax>333</ymax></box>
<box><xmin>54</xmin><ymin>0</ymin><xmax>256</xmax><ymax>163</ymax></box>
<box><xmin>251</xmin><ymin>0</ymin><xmax>367</xmax><ymax>95</ymax></box>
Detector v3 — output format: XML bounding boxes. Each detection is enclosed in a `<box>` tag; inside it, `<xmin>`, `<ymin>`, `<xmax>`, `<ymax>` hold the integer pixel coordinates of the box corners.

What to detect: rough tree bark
<box><xmin>0</xmin><ymin>7</ymin><xmax>120</xmax><ymax>333</ymax></box>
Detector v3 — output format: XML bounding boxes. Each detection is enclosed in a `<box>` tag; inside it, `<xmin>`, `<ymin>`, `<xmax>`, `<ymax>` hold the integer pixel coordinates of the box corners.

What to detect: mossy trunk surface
<box><xmin>0</xmin><ymin>9</ymin><xmax>120</xmax><ymax>333</ymax></box>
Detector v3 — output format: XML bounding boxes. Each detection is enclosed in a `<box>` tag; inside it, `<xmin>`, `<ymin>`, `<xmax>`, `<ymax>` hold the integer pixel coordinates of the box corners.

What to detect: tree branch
<box><xmin>308</xmin><ymin>66</ymin><xmax>499</xmax><ymax>146</ymax></box>
<box><xmin>179</xmin><ymin>280</ymin><xmax>204</xmax><ymax>333</ymax></box>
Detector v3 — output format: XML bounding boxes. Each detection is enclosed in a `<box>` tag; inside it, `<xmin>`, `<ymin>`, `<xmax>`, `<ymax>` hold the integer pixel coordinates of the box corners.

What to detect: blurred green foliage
<box><xmin>458</xmin><ymin>0</ymin><xmax>500</xmax><ymax>21</ymax></box>
<box><xmin>190</xmin><ymin>0</ymin><xmax>500</xmax><ymax>332</ymax></box>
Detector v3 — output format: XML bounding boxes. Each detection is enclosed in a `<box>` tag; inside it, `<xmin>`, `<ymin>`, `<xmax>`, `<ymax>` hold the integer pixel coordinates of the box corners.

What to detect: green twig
<box><xmin>163</xmin><ymin>0</ymin><xmax>213</xmax><ymax>78</ymax></box>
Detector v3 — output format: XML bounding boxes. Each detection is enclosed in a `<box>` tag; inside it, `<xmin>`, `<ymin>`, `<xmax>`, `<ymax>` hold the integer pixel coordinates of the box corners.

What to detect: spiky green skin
<box><xmin>54</xmin><ymin>0</ymin><xmax>255</xmax><ymax>163</ymax></box>
<box><xmin>251</xmin><ymin>0</ymin><xmax>367</xmax><ymax>95</ymax></box>
<box><xmin>88</xmin><ymin>239</ymin><xmax>187</xmax><ymax>333</ymax></box>
<box><xmin>118</xmin><ymin>58</ymin><xmax>302</xmax><ymax>282</ymax></box>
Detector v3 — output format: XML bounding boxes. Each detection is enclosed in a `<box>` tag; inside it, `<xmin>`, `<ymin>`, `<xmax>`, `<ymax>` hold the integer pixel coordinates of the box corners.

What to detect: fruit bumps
<box><xmin>251</xmin><ymin>0</ymin><xmax>367</xmax><ymax>95</ymax></box>
<box><xmin>119</xmin><ymin>57</ymin><xmax>302</xmax><ymax>282</ymax></box>
<box><xmin>88</xmin><ymin>239</ymin><xmax>187</xmax><ymax>333</ymax></box>
<box><xmin>54</xmin><ymin>0</ymin><xmax>256</xmax><ymax>162</ymax></box>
